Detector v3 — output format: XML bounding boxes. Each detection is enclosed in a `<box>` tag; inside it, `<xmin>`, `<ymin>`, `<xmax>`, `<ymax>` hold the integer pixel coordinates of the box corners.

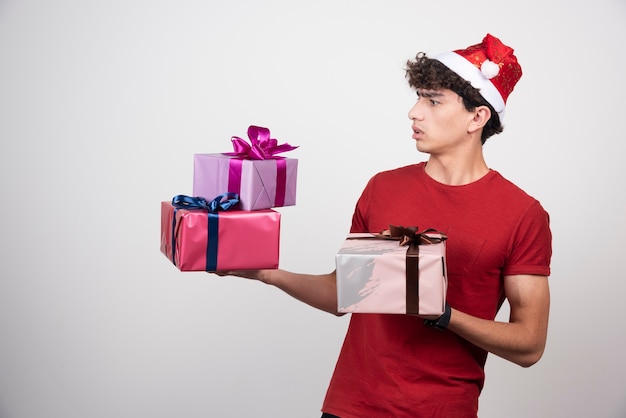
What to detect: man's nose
<box><xmin>408</xmin><ymin>101</ymin><xmax>423</xmax><ymax>120</ymax></box>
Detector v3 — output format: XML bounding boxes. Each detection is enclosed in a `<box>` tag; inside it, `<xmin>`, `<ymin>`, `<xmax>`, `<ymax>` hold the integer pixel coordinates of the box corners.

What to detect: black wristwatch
<box><xmin>424</xmin><ymin>303</ymin><xmax>451</xmax><ymax>330</ymax></box>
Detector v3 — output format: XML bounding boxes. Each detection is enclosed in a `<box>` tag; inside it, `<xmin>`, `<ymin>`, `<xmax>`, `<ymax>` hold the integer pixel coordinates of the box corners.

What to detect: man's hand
<box><xmin>213</xmin><ymin>270</ymin><xmax>271</xmax><ymax>283</ymax></box>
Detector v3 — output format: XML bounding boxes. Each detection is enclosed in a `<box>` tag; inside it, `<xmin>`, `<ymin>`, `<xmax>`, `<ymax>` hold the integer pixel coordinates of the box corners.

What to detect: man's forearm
<box><xmin>261</xmin><ymin>269</ymin><xmax>342</xmax><ymax>316</ymax></box>
<box><xmin>447</xmin><ymin>308</ymin><xmax>548</xmax><ymax>368</ymax></box>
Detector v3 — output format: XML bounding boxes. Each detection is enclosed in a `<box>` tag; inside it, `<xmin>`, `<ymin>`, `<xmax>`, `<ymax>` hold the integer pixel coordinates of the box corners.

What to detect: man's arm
<box><xmin>446</xmin><ymin>274</ymin><xmax>550</xmax><ymax>367</ymax></box>
<box><xmin>217</xmin><ymin>269</ymin><xmax>342</xmax><ymax>316</ymax></box>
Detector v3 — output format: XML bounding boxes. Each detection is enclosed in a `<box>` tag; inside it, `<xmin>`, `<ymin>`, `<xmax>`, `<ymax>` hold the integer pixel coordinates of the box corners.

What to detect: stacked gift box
<box><xmin>160</xmin><ymin>125</ymin><xmax>298</xmax><ymax>272</ymax></box>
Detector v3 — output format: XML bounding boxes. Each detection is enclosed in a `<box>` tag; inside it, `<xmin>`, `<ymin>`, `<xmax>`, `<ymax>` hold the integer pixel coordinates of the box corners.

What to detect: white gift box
<box><xmin>336</xmin><ymin>232</ymin><xmax>448</xmax><ymax>314</ymax></box>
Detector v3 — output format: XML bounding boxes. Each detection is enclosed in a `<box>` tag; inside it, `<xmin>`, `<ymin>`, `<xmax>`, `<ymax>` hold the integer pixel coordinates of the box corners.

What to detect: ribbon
<box><xmin>377</xmin><ymin>225</ymin><xmax>447</xmax><ymax>246</ymax></box>
<box><xmin>172</xmin><ymin>193</ymin><xmax>240</xmax><ymax>212</ymax></box>
<box><xmin>170</xmin><ymin>193</ymin><xmax>240</xmax><ymax>271</ymax></box>
<box><xmin>223</xmin><ymin>125</ymin><xmax>295</xmax><ymax>208</ymax></box>
<box><xmin>375</xmin><ymin>226</ymin><xmax>447</xmax><ymax>314</ymax></box>
<box><xmin>225</xmin><ymin>125</ymin><xmax>298</xmax><ymax>160</ymax></box>
<box><xmin>225</xmin><ymin>157</ymin><xmax>288</xmax><ymax>208</ymax></box>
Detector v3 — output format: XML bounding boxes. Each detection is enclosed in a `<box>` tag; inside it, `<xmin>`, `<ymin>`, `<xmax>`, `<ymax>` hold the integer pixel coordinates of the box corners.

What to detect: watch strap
<box><xmin>424</xmin><ymin>303</ymin><xmax>451</xmax><ymax>330</ymax></box>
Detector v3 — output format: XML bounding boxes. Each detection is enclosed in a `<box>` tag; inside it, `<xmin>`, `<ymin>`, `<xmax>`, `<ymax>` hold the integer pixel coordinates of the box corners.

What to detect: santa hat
<box><xmin>434</xmin><ymin>34</ymin><xmax>522</xmax><ymax>122</ymax></box>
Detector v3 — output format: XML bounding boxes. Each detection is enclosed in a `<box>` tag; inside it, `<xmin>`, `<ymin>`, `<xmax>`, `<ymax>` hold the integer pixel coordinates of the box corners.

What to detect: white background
<box><xmin>1</xmin><ymin>1</ymin><xmax>625</xmax><ymax>417</ymax></box>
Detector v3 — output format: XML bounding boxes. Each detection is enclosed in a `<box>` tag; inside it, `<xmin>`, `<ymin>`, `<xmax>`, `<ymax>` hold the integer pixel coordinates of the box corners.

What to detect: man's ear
<box><xmin>468</xmin><ymin>105</ymin><xmax>491</xmax><ymax>133</ymax></box>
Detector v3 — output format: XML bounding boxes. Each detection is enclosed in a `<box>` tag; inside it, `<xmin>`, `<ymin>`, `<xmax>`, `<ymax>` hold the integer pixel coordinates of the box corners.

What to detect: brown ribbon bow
<box><xmin>377</xmin><ymin>225</ymin><xmax>447</xmax><ymax>246</ymax></box>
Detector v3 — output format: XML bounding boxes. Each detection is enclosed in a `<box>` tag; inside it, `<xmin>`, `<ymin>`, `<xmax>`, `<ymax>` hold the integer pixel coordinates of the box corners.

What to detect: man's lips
<box><xmin>412</xmin><ymin>126</ymin><xmax>423</xmax><ymax>138</ymax></box>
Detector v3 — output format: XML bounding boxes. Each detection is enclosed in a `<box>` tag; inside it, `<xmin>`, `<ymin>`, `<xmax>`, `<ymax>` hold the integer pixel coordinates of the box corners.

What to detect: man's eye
<box><xmin>430</xmin><ymin>99</ymin><xmax>439</xmax><ymax>105</ymax></box>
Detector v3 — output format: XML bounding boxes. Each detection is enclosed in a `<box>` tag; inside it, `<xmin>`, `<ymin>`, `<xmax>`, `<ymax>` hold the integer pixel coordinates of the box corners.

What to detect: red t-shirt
<box><xmin>322</xmin><ymin>162</ymin><xmax>552</xmax><ymax>418</ymax></box>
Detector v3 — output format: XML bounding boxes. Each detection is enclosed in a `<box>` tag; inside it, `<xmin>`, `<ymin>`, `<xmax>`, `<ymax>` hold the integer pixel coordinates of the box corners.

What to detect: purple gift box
<box><xmin>193</xmin><ymin>126</ymin><xmax>298</xmax><ymax>211</ymax></box>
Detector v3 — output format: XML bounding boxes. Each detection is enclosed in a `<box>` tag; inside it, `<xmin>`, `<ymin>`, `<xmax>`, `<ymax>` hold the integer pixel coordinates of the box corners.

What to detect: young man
<box><xmin>222</xmin><ymin>34</ymin><xmax>552</xmax><ymax>417</ymax></box>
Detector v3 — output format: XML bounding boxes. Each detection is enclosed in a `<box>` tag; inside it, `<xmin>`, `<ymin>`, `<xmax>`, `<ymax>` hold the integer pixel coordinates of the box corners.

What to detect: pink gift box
<box><xmin>160</xmin><ymin>201</ymin><xmax>280</xmax><ymax>271</ymax></box>
<box><xmin>335</xmin><ymin>232</ymin><xmax>448</xmax><ymax>314</ymax></box>
<box><xmin>193</xmin><ymin>153</ymin><xmax>298</xmax><ymax>211</ymax></box>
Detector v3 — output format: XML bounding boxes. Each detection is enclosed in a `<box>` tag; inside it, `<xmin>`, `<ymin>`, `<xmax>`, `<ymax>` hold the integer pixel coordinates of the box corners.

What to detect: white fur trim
<box><xmin>434</xmin><ymin>51</ymin><xmax>506</xmax><ymax>122</ymax></box>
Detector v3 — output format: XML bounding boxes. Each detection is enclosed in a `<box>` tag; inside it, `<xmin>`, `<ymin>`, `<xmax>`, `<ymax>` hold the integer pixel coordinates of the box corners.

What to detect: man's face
<box><xmin>408</xmin><ymin>88</ymin><xmax>475</xmax><ymax>155</ymax></box>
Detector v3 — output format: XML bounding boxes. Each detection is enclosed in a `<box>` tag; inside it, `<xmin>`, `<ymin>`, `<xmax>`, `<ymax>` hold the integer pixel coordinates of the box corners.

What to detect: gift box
<box><xmin>335</xmin><ymin>227</ymin><xmax>448</xmax><ymax>315</ymax></box>
<box><xmin>193</xmin><ymin>125</ymin><xmax>298</xmax><ymax>211</ymax></box>
<box><xmin>160</xmin><ymin>195</ymin><xmax>281</xmax><ymax>271</ymax></box>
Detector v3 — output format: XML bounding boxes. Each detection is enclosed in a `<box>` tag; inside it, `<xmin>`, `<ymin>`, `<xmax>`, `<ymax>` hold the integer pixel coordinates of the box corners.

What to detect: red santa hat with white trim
<box><xmin>434</xmin><ymin>34</ymin><xmax>522</xmax><ymax>122</ymax></box>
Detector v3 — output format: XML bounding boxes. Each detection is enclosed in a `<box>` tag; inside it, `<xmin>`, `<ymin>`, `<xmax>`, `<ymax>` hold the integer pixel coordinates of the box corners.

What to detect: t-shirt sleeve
<box><xmin>503</xmin><ymin>200</ymin><xmax>552</xmax><ymax>277</ymax></box>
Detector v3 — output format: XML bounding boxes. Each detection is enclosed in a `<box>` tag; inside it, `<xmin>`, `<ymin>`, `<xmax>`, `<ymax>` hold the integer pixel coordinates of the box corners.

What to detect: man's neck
<box><xmin>424</xmin><ymin>152</ymin><xmax>489</xmax><ymax>186</ymax></box>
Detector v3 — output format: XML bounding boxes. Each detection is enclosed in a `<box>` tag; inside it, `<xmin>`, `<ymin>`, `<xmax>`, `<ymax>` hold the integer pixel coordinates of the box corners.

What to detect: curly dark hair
<box><xmin>405</xmin><ymin>52</ymin><xmax>503</xmax><ymax>144</ymax></box>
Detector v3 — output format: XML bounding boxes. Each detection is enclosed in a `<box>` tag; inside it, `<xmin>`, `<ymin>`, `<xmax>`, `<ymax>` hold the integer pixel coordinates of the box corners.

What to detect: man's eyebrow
<box><xmin>417</xmin><ymin>90</ymin><xmax>444</xmax><ymax>98</ymax></box>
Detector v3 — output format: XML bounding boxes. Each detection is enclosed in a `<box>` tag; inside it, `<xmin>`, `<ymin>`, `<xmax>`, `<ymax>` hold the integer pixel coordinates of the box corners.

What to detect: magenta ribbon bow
<box><xmin>225</xmin><ymin>125</ymin><xmax>298</xmax><ymax>160</ymax></box>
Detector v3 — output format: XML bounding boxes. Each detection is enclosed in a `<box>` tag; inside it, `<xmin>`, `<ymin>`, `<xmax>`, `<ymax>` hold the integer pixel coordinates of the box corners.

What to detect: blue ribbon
<box><xmin>170</xmin><ymin>193</ymin><xmax>240</xmax><ymax>270</ymax></box>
